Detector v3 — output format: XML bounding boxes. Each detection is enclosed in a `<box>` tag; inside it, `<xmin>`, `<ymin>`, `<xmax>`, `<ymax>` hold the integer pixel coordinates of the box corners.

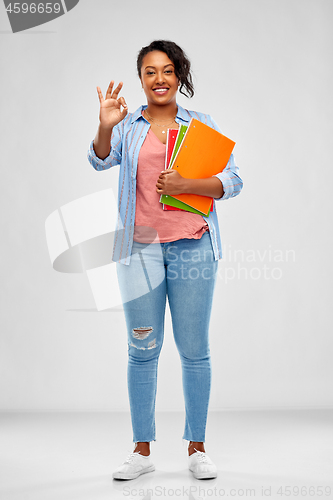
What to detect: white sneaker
<box><xmin>112</xmin><ymin>451</ymin><xmax>155</xmax><ymax>480</ymax></box>
<box><xmin>188</xmin><ymin>448</ymin><xmax>217</xmax><ymax>479</ymax></box>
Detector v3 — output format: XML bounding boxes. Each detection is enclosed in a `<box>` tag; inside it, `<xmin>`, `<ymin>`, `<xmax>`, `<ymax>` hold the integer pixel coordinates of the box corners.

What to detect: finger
<box><xmin>118</xmin><ymin>96</ymin><xmax>128</xmax><ymax>110</ymax></box>
<box><xmin>105</xmin><ymin>81</ymin><xmax>114</xmax><ymax>99</ymax></box>
<box><xmin>96</xmin><ymin>86</ymin><xmax>104</xmax><ymax>104</ymax></box>
<box><xmin>111</xmin><ymin>81</ymin><xmax>123</xmax><ymax>100</ymax></box>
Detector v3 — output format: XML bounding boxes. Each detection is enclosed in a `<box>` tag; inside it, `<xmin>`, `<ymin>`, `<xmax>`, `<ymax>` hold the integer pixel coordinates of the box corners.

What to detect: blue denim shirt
<box><xmin>87</xmin><ymin>104</ymin><xmax>243</xmax><ymax>265</ymax></box>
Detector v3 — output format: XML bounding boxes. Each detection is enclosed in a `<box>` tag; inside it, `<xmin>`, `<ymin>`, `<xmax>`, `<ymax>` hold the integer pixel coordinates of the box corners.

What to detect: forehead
<box><xmin>141</xmin><ymin>50</ymin><xmax>174</xmax><ymax>69</ymax></box>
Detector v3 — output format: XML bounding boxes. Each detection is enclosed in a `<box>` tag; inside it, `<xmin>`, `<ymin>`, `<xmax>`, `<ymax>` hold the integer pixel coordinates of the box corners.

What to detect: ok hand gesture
<box><xmin>97</xmin><ymin>81</ymin><xmax>128</xmax><ymax>130</ymax></box>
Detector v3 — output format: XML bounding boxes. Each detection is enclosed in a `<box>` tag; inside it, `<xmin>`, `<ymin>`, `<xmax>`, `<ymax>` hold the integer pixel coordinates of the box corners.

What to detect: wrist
<box><xmin>182</xmin><ymin>178</ymin><xmax>194</xmax><ymax>194</ymax></box>
<box><xmin>99</xmin><ymin>123</ymin><xmax>113</xmax><ymax>133</ymax></box>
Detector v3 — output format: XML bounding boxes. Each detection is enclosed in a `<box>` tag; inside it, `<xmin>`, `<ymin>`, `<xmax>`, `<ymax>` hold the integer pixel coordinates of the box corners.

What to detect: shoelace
<box><xmin>193</xmin><ymin>448</ymin><xmax>209</xmax><ymax>463</ymax></box>
<box><xmin>124</xmin><ymin>452</ymin><xmax>141</xmax><ymax>464</ymax></box>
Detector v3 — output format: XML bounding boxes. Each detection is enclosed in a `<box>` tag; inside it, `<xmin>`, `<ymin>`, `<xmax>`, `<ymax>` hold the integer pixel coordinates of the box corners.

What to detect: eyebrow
<box><xmin>144</xmin><ymin>64</ymin><xmax>174</xmax><ymax>70</ymax></box>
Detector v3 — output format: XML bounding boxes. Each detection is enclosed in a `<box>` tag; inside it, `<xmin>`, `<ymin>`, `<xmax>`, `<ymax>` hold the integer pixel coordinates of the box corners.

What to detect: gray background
<box><xmin>0</xmin><ymin>0</ymin><xmax>332</xmax><ymax>412</ymax></box>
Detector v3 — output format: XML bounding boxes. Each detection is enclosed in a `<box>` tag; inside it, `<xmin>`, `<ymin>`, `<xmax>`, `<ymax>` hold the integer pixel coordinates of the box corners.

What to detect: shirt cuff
<box><xmin>214</xmin><ymin>171</ymin><xmax>234</xmax><ymax>200</ymax></box>
<box><xmin>87</xmin><ymin>140</ymin><xmax>114</xmax><ymax>170</ymax></box>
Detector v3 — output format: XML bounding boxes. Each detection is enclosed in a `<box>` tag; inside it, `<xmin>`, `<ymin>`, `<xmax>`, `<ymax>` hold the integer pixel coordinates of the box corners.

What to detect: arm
<box><xmin>156</xmin><ymin>153</ymin><xmax>243</xmax><ymax>199</ymax></box>
<box><xmin>87</xmin><ymin>81</ymin><xmax>128</xmax><ymax>171</ymax></box>
<box><xmin>156</xmin><ymin>171</ymin><xmax>224</xmax><ymax>198</ymax></box>
<box><xmin>93</xmin><ymin>123</ymin><xmax>113</xmax><ymax>160</ymax></box>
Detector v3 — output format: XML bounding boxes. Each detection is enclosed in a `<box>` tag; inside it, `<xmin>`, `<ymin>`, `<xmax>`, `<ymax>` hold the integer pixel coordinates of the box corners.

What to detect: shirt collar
<box><xmin>130</xmin><ymin>104</ymin><xmax>191</xmax><ymax>124</ymax></box>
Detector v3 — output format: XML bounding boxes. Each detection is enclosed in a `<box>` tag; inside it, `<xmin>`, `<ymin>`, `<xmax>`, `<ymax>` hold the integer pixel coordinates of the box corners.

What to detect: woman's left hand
<box><xmin>156</xmin><ymin>169</ymin><xmax>187</xmax><ymax>195</ymax></box>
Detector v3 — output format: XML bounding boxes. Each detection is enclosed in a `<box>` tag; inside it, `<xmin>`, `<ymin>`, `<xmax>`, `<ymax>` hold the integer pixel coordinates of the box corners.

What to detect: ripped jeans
<box><xmin>116</xmin><ymin>231</ymin><xmax>218</xmax><ymax>443</ymax></box>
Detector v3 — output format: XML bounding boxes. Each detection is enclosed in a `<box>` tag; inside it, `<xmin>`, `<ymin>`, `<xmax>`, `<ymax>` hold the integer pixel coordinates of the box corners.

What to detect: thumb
<box><xmin>160</xmin><ymin>169</ymin><xmax>175</xmax><ymax>174</ymax></box>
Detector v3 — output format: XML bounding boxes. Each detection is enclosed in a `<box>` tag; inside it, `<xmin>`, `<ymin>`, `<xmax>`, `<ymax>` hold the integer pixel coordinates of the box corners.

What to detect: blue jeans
<box><xmin>116</xmin><ymin>231</ymin><xmax>218</xmax><ymax>443</ymax></box>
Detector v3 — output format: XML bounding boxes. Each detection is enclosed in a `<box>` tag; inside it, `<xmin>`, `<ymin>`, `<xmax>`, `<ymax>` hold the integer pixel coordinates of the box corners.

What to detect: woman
<box><xmin>88</xmin><ymin>40</ymin><xmax>243</xmax><ymax>480</ymax></box>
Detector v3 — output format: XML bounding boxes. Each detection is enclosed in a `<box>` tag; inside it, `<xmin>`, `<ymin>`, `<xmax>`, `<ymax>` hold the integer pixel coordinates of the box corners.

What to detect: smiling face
<box><xmin>140</xmin><ymin>50</ymin><xmax>179</xmax><ymax>109</ymax></box>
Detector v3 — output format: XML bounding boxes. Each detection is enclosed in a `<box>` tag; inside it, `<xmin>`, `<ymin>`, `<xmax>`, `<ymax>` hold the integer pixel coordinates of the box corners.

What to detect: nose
<box><xmin>155</xmin><ymin>71</ymin><xmax>165</xmax><ymax>85</ymax></box>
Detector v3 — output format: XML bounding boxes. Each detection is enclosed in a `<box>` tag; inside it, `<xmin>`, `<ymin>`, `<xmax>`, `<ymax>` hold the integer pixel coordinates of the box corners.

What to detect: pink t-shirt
<box><xmin>133</xmin><ymin>128</ymin><xmax>208</xmax><ymax>243</ymax></box>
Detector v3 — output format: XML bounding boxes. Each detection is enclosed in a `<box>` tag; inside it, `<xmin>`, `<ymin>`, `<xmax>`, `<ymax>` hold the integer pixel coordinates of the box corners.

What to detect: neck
<box><xmin>145</xmin><ymin>102</ymin><xmax>178</xmax><ymax>120</ymax></box>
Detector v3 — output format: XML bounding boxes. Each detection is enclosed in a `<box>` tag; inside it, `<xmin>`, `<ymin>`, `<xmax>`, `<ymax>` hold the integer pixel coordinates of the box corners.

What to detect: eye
<box><xmin>165</xmin><ymin>70</ymin><xmax>173</xmax><ymax>74</ymax></box>
<box><xmin>146</xmin><ymin>71</ymin><xmax>155</xmax><ymax>75</ymax></box>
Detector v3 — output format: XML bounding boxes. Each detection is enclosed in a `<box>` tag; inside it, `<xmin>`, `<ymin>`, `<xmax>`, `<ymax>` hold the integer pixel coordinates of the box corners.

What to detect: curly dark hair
<box><xmin>137</xmin><ymin>40</ymin><xmax>194</xmax><ymax>98</ymax></box>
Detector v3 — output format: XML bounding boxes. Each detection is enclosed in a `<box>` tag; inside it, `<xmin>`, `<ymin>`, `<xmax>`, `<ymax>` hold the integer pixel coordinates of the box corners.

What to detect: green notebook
<box><xmin>162</xmin><ymin>195</ymin><xmax>211</xmax><ymax>217</ymax></box>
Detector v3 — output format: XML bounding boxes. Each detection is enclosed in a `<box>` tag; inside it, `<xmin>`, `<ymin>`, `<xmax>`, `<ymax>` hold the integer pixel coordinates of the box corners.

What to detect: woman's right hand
<box><xmin>97</xmin><ymin>81</ymin><xmax>128</xmax><ymax>130</ymax></box>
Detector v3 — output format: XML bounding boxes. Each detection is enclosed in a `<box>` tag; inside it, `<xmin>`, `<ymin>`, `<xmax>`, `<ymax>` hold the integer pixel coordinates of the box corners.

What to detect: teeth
<box><xmin>154</xmin><ymin>88</ymin><xmax>168</xmax><ymax>92</ymax></box>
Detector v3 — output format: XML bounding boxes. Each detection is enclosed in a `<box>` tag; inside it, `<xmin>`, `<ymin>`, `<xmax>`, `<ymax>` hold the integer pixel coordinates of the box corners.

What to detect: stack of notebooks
<box><xmin>160</xmin><ymin>118</ymin><xmax>236</xmax><ymax>217</ymax></box>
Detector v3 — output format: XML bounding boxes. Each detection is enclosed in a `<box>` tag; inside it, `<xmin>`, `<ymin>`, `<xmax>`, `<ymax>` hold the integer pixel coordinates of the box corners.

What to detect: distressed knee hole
<box><xmin>132</xmin><ymin>326</ymin><xmax>153</xmax><ymax>340</ymax></box>
<box><xmin>148</xmin><ymin>338</ymin><xmax>156</xmax><ymax>349</ymax></box>
<box><xmin>130</xmin><ymin>338</ymin><xmax>157</xmax><ymax>350</ymax></box>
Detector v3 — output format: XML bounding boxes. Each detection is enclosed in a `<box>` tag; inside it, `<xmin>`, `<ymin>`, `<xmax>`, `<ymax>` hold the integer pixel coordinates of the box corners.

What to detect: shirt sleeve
<box><xmin>214</xmin><ymin>153</ymin><xmax>243</xmax><ymax>200</ymax></box>
<box><xmin>87</xmin><ymin>123</ymin><xmax>123</xmax><ymax>171</ymax></box>
<box><xmin>207</xmin><ymin>115</ymin><xmax>243</xmax><ymax>201</ymax></box>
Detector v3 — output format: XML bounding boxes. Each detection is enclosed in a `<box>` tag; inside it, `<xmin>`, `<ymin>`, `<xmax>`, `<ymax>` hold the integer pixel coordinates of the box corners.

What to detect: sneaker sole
<box><xmin>190</xmin><ymin>468</ymin><xmax>217</xmax><ymax>479</ymax></box>
<box><xmin>112</xmin><ymin>464</ymin><xmax>155</xmax><ymax>480</ymax></box>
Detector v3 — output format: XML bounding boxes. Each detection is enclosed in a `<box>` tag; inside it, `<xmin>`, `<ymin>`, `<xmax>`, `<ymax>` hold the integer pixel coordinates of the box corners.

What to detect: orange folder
<box><xmin>169</xmin><ymin>118</ymin><xmax>236</xmax><ymax>214</ymax></box>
